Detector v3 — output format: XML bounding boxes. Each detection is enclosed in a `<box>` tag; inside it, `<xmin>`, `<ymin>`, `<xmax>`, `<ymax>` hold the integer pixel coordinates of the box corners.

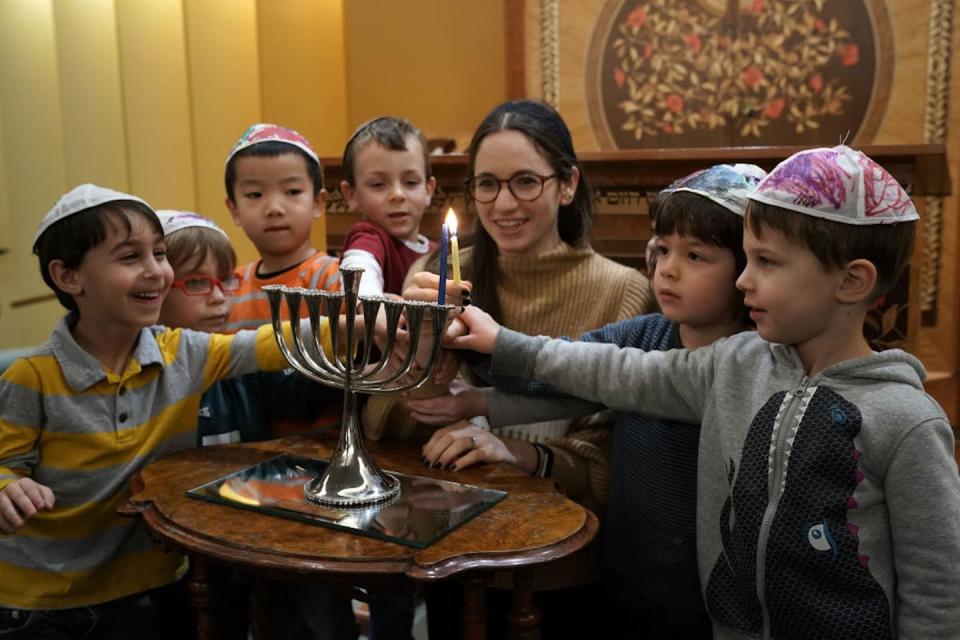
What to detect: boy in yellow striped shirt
<box><xmin>0</xmin><ymin>184</ymin><xmax>330</xmax><ymax>638</ymax></box>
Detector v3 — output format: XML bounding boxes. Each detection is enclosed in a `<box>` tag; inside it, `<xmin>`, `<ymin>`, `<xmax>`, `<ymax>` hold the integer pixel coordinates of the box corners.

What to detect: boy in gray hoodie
<box><xmin>449</xmin><ymin>146</ymin><xmax>960</xmax><ymax>639</ymax></box>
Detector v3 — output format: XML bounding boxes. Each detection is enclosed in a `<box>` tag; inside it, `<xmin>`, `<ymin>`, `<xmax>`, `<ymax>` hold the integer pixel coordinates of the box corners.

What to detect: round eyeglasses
<box><xmin>171</xmin><ymin>274</ymin><xmax>243</xmax><ymax>296</ymax></box>
<box><xmin>465</xmin><ymin>172</ymin><xmax>558</xmax><ymax>204</ymax></box>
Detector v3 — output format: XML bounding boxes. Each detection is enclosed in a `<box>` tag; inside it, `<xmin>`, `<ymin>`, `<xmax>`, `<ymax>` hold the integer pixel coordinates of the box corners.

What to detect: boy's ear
<box><xmin>837</xmin><ymin>258</ymin><xmax>878</xmax><ymax>304</ymax></box>
<box><xmin>225</xmin><ymin>197</ymin><xmax>242</xmax><ymax>226</ymax></box>
<box><xmin>313</xmin><ymin>189</ymin><xmax>328</xmax><ymax>218</ymax></box>
<box><xmin>340</xmin><ymin>181</ymin><xmax>359</xmax><ymax>213</ymax></box>
<box><xmin>425</xmin><ymin>176</ymin><xmax>437</xmax><ymax>205</ymax></box>
<box><xmin>48</xmin><ymin>259</ymin><xmax>83</xmax><ymax>296</ymax></box>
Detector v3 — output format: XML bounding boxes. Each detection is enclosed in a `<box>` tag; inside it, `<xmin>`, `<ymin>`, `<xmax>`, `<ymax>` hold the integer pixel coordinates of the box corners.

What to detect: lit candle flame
<box><xmin>445</xmin><ymin>207</ymin><xmax>458</xmax><ymax>235</ymax></box>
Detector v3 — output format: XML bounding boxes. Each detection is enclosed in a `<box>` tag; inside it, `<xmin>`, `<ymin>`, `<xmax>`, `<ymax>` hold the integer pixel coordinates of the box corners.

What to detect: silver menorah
<box><xmin>263</xmin><ymin>267</ymin><xmax>453</xmax><ymax>507</ymax></box>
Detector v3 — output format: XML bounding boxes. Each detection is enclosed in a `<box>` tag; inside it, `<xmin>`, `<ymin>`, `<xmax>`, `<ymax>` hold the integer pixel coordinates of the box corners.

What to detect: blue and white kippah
<box><xmin>661</xmin><ymin>163</ymin><xmax>767</xmax><ymax>217</ymax></box>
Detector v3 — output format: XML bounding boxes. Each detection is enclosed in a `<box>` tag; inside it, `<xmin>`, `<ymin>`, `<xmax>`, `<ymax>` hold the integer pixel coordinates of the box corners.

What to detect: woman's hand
<box><xmin>403</xmin><ymin>272</ymin><xmax>472</xmax><ymax>306</ymax></box>
<box><xmin>421</xmin><ymin>421</ymin><xmax>516</xmax><ymax>471</ymax></box>
<box><xmin>407</xmin><ymin>385</ymin><xmax>488</xmax><ymax>425</ymax></box>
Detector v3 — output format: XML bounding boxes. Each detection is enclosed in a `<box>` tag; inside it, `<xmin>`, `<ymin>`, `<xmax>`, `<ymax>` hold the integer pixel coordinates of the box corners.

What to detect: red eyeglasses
<box><xmin>171</xmin><ymin>274</ymin><xmax>243</xmax><ymax>296</ymax></box>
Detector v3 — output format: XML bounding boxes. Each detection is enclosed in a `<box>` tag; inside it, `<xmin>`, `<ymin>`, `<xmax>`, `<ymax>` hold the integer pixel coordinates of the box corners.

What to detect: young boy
<box><xmin>157</xmin><ymin>209</ymin><xmax>358</xmax><ymax>640</ymax></box>
<box><xmin>338</xmin><ymin>116</ymin><xmax>437</xmax><ymax>299</ymax></box>
<box><xmin>411</xmin><ymin>164</ymin><xmax>763</xmax><ymax>638</ymax></box>
<box><xmin>158</xmin><ymin>209</ymin><xmax>341</xmax><ymax>445</ymax></box>
<box><xmin>0</xmin><ymin>185</ymin><xmax>331</xmax><ymax>638</ymax></box>
<box><xmin>224</xmin><ymin>123</ymin><xmax>340</xmax><ymax>333</ymax></box>
<box><xmin>449</xmin><ymin>147</ymin><xmax>960</xmax><ymax>638</ymax></box>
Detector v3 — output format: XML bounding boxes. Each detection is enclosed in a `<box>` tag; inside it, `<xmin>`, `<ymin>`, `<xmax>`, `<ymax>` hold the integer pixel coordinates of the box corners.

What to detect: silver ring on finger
<box><xmin>469</xmin><ymin>435</ymin><xmax>477</xmax><ymax>449</ymax></box>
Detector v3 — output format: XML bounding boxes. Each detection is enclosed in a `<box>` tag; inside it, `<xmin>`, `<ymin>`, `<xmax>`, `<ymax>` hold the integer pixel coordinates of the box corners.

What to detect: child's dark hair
<box><xmin>746</xmin><ymin>200</ymin><xmax>915</xmax><ymax>300</ymax></box>
<box><xmin>224</xmin><ymin>141</ymin><xmax>324</xmax><ymax>202</ymax></box>
<box><xmin>653</xmin><ymin>191</ymin><xmax>747</xmax><ymax>275</ymax></box>
<box><xmin>165</xmin><ymin>227</ymin><xmax>237</xmax><ymax>279</ymax></box>
<box><xmin>342</xmin><ymin>116</ymin><xmax>432</xmax><ymax>186</ymax></box>
<box><xmin>460</xmin><ymin>100</ymin><xmax>593</xmax><ymax>321</ymax></box>
<box><xmin>33</xmin><ymin>202</ymin><xmax>161</xmax><ymax>312</ymax></box>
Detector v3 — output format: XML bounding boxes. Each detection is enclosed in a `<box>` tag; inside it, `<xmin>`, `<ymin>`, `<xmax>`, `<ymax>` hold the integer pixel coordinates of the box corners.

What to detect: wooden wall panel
<box><xmin>183</xmin><ymin>0</ymin><xmax>262</xmax><ymax>264</ymax></box>
<box><xmin>258</xmin><ymin>0</ymin><xmax>352</xmax><ymax>254</ymax></box>
<box><xmin>52</xmin><ymin>0</ymin><xmax>129</xmax><ymax>190</ymax></box>
<box><xmin>0</xmin><ymin>0</ymin><xmax>68</xmax><ymax>344</ymax></box>
<box><xmin>115</xmin><ymin>0</ymin><xmax>197</xmax><ymax>210</ymax></box>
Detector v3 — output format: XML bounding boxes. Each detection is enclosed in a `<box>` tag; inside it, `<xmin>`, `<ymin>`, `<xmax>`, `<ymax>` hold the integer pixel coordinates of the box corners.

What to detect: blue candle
<box><xmin>438</xmin><ymin>223</ymin><xmax>448</xmax><ymax>305</ymax></box>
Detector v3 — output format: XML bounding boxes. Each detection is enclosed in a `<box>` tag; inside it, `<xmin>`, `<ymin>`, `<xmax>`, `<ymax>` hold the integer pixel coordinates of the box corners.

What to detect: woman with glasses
<box><xmin>365</xmin><ymin>100</ymin><xmax>652</xmax><ymax>638</ymax></box>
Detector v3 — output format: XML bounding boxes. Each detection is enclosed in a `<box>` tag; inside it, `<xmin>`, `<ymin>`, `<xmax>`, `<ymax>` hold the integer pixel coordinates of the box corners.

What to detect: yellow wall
<box><xmin>343</xmin><ymin>0</ymin><xmax>506</xmax><ymax>150</ymax></box>
<box><xmin>0</xmin><ymin>0</ymin><xmax>503</xmax><ymax>349</ymax></box>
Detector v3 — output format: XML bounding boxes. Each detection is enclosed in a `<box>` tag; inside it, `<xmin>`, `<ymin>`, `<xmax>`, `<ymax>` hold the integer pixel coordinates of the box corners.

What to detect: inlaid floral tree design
<box><xmin>611</xmin><ymin>0</ymin><xmax>864</xmax><ymax>141</ymax></box>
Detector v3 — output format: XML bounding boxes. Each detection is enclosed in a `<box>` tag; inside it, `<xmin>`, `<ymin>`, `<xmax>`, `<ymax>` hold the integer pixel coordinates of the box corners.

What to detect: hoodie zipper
<box><xmin>756</xmin><ymin>375</ymin><xmax>809</xmax><ymax>639</ymax></box>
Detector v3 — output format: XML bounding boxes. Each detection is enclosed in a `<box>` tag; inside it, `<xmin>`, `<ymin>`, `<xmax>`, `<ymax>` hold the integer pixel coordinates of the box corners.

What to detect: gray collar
<box><xmin>49</xmin><ymin>314</ymin><xmax>166</xmax><ymax>391</ymax></box>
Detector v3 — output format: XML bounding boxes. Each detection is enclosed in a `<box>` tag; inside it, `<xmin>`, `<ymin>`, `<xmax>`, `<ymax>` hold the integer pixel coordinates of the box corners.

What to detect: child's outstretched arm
<box><xmin>0</xmin><ymin>478</ymin><xmax>54</xmax><ymax>534</ymax></box>
<box><xmin>484</xmin><ymin>325</ymin><xmax>721</xmax><ymax>423</ymax></box>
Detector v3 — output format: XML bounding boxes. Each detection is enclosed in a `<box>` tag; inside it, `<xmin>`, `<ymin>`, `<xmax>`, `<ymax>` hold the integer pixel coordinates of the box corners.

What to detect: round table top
<box><xmin>125</xmin><ymin>430</ymin><xmax>598</xmax><ymax>582</ymax></box>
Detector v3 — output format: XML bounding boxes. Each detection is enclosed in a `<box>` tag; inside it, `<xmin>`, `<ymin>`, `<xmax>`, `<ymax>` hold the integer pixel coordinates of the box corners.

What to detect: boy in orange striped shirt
<box><xmin>224</xmin><ymin>123</ymin><xmax>341</xmax><ymax>333</ymax></box>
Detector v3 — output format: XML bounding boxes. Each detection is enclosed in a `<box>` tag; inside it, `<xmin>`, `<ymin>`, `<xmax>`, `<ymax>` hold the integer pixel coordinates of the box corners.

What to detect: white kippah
<box><xmin>33</xmin><ymin>183</ymin><xmax>156</xmax><ymax>249</ymax></box>
<box><xmin>158</xmin><ymin>209</ymin><xmax>229</xmax><ymax>238</ymax></box>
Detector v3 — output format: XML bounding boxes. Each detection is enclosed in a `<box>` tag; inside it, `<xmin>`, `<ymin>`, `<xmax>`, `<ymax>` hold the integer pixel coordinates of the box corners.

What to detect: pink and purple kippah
<box><xmin>225</xmin><ymin>123</ymin><xmax>319</xmax><ymax>167</ymax></box>
<box><xmin>748</xmin><ymin>145</ymin><xmax>918</xmax><ymax>225</ymax></box>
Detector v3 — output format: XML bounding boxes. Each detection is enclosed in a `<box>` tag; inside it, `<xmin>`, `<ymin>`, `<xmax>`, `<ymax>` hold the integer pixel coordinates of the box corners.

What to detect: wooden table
<box><xmin>123</xmin><ymin>431</ymin><xmax>598</xmax><ymax>639</ymax></box>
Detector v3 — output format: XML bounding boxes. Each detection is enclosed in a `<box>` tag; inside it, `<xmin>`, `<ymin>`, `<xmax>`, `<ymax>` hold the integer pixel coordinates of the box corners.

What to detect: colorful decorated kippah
<box><xmin>226</xmin><ymin>123</ymin><xmax>319</xmax><ymax>167</ymax></box>
<box><xmin>661</xmin><ymin>163</ymin><xmax>767</xmax><ymax>217</ymax></box>
<box><xmin>158</xmin><ymin>210</ymin><xmax>228</xmax><ymax>239</ymax></box>
<box><xmin>748</xmin><ymin>145</ymin><xmax>918</xmax><ymax>225</ymax></box>
<box><xmin>33</xmin><ymin>183</ymin><xmax>156</xmax><ymax>250</ymax></box>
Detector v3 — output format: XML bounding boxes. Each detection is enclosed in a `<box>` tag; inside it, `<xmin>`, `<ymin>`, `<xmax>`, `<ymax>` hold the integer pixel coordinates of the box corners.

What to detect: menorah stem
<box><xmin>304</xmin><ymin>385</ymin><xmax>401</xmax><ymax>506</ymax></box>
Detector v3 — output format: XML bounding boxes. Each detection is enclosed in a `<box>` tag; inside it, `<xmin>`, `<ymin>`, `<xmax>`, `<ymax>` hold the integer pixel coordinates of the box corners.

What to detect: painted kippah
<box><xmin>225</xmin><ymin>123</ymin><xmax>319</xmax><ymax>166</ymax></box>
<box><xmin>158</xmin><ymin>210</ymin><xmax>228</xmax><ymax>239</ymax></box>
<box><xmin>748</xmin><ymin>145</ymin><xmax>918</xmax><ymax>225</ymax></box>
<box><xmin>33</xmin><ymin>183</ymin><xmax>156</xmax><ymax>250</ymax></box>
<box><xmin>661</xmin><ymin>163</ymin><xmax>767</xmax><ymax>217</ymax></box>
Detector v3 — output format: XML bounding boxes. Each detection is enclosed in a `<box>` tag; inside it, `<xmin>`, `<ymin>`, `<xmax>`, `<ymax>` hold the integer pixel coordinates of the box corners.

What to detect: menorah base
<box><xmin>303</xmin><ymin>471</ymin><xmax>402</xmax><ymax>508</ymax></box>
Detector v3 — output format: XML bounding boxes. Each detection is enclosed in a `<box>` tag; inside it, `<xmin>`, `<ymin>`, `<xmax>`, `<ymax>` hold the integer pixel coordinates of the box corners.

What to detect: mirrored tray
<box><xmin>186</xmin><ymin>453</ymin><xmax>508</xmax><ymax>548</ymax></box>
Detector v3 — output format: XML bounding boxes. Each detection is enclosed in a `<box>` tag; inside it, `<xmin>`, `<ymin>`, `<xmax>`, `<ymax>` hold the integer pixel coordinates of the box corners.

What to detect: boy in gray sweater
<box><xmin>449</xmin><ymin>146</ymin><xmax>960</xmax><ymax>639</ymax></box>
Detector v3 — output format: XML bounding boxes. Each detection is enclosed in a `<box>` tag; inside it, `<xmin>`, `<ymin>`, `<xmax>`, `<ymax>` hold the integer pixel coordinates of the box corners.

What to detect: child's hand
<box><xmin>0</xmin><ymin>478</ymin><xmax>55</xmax><ymax>533</ymax></box>
<box><xmin>446</xmin><ymin>307</ymin><xmax>501</xmax><ymax>354</ymax></box>
<box><xmin>421</xmin><ymin>421</ymin><xmax>516</xmax><ymax>471</ymax></box>
<box><xmin>407</xmin><ymin>385</ymin><xmax>488</xmax><ymax>425</ymax></box>
<box><xmin>403</xmin><ymin>272</ymin><xmax>472</xmax><ymax>307</ymax></box>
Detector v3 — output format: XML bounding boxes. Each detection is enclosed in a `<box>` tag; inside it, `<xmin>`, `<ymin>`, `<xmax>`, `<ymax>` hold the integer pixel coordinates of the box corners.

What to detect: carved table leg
<box><xmin>462</xmin><ymin>572</ymin><xmax>492</xmax><ymax>640</ymax></box>
<box><xmin>508</xmin><ymin>567</ymin><xmax>540</xmax><ymax>640</ymax></box>
<box><xmin>187</xmin><ymin>556</ymin><xmax>217</xmax><ymax>640</ymax></box>
<box><xmin>249</xmin><ymin>578</ymin><xmax>270</xmax><ymax>640</ymax></box>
